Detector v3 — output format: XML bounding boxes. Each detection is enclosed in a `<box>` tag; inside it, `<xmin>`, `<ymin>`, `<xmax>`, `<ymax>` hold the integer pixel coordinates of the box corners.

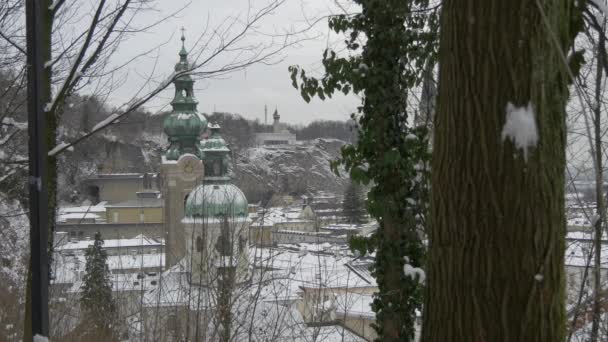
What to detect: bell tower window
<box><xmin>196</xmin><ymin>236</ymin><xmax>203</xmax><ymax>252</ymax></box>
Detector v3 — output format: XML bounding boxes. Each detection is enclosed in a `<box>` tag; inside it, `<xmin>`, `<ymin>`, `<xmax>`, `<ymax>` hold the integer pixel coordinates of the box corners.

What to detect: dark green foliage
<box><xmin>342</xmin><ymin>180</ymin><xmax>367</xmax><ymax>224</ymax></box>
<box><xmin>80</xmin><ymin>232</ymin><xmax>118</xmax><ymax>340</ymax></box>
<box><xmin>289</xmin><ymin>1</ymin><xmax>438</xmax><ymax>340</ymax></box>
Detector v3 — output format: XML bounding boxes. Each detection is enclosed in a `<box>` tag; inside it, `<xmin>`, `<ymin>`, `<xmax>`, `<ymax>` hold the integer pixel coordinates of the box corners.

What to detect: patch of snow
<box><xmin>501</xmin><ymin>101</ymin><xmax>538</xmax><ymax>161</ymax></box>
<box><xmin>403</xmin><ymin>263</ymin><xmax>425</xmax><ymax>284</ymax></box>
<box><xmin>48</xmin><ymin>142</ymin><xmax>70</xmax><ymax>156</ymax></box>
<box><xmin>34</xmin><ymin>335</ymin><xmax>49</xmax><ymax>342</ymax></box>
<box><xmin>534</xmin><ymin>274</ymin><xmax>543</xmax><ymax>282</ymax></box>
<box><xmin>592</xmin><ymin>0</ymin><xmax>608</xmax><ymax>19</ymax></box>
<box><xmin>91</xmin><ymin>113</ymin><xmax>119</xmax><ymax>132</ymax></box>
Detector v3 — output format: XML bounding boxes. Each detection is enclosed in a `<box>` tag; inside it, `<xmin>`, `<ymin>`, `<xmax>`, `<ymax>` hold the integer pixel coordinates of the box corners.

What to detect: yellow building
<box><xmin>105</xmin><ymin>191</ymin><xmax>163</xmax><ymax>224</ymax></box>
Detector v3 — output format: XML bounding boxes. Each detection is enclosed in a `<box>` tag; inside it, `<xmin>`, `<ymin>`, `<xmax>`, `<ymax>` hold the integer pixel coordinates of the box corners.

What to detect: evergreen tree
<box><xmin>342</xmin><ymin>180</ymin><xmax>366</xmax><ymax>224</ymax></box>
<box><xmin>79</xmin><ymin>232</ymin><xmax>117</xmax><ymax>340</ymax></box>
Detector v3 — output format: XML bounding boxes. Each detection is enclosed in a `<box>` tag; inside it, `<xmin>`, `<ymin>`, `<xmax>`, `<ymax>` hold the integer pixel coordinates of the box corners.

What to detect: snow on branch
<box><xmin>501</xmin><ymin>101</ymin><xmax>538</xmax><ymax>162</ymax></box>
<box><xmin>48</xmin><ymin>142</ymin><xmax>71</xmax><ymax>156</ymax></box>
<box><xmin>591</xmin><ymin>0</ymin><xmax>608</xmax><ymax>18</ymax></box>
<box><xmin>91</xmin><ymin>113</ymin><xmax>120</xmax><ymax>132</ymax></box>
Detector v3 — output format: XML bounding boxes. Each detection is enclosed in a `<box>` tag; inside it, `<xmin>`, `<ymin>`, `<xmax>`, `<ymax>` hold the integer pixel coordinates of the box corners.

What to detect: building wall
<box><xmin>96</xmin><ymin>179</ymin><xmax>146</xmax><ymax>203</ymax></box>
<box><xmin>184</xmin><ymin>219</ymin><xmax>250</xmax><ymax>286</ymax></box>
<box><xmin>106</xmin><ymin>207</ymin><xmax>163</xmax><ymax>224</ymax></box>
<box><xmin>340</xmin><ymin>316</ymin><xmax>376</xmax><ymax>341</ymax></box>
<box><xmin>254</xmin><ymin>132</ymin><xmax>296</xmax><ymax>146</ymax></box>
<box><xmin>274</xmin><ymin>221</ymin><xmax>316</xmax><ymax>232</ymax></box>
<box><xmin>161</xmin><ymin>156</ymin><xmax>204</xmax><ymax>267</ymax></box>
<box><xmin>566</xmin><ymin>265</ymin><xmax>608</xmax><ymax>302</ymax></box>
<box><xmin>249</xmin><ymin>226</ymin><xmax>273</xmax><ymax>246</ymax></box>
<box><xmin>273</xmin><ymin>231</ymin><xmax>346</xmax><ymax>245</ymax></box>
<box><xmin>56</xmin><ymin>223</ymin><xmax>163</xmax><ymax>240</ymax></box>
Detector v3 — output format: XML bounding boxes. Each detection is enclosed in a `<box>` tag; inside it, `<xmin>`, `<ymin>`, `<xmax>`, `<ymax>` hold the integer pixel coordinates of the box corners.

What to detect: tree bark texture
<box><xmin>24</xmin><ymin>0</ymin><xmax>53</xmax><ymax>339</ymax></box>
<box><xmin>590</xmin><ymin>23</ymin><xmax>605</xmax><ymax>342</ymax></box>
<box><xmin>423</xmin><ymin>1</ymin><xmax>572</xmax><ymax>341</ymax></box>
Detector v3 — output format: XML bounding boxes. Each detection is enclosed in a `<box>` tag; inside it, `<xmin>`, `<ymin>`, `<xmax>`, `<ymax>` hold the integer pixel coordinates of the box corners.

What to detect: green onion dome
<box><xmin>185</xmin><ymin>183</ymin><xmax>248</xmax><ymax>218</ymax></box>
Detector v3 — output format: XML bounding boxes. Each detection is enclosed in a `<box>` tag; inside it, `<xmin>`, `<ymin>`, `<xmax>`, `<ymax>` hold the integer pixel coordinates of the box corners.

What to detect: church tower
<box><xmin>161</xmin><ymin>32</ymin><xmax>206</xmax><ymax>267</ymax></box>
<box><xmin>272</xmin><ymin>107</ymin><xmax>281</xmax><ymax>133</ymax></box>
<box><xmin>182</xmin><ymin>124</ymin><xmax>250</xmax><ymax>286</ymax></box>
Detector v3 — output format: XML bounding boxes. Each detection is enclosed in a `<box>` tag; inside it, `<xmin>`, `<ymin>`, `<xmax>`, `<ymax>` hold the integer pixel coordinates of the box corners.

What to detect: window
<box><xmin>139</xmin><ymin>212</ymin><xmax>145</xmax><ymax>223</ymax></box>
<box><xmin>150</xmin><ymin>280</ymin><xmax>157</xmax><ymax>286</ymax></box>
<box><xmin>238</xmin><ymin>236</ymin><xmax>246</xmax><ymax>254</ymax></box>
<box><xmin>196</xmin><ymin>236</ymin><xmax>203</xmax><ymax>252</ymax></box>
<box><xmin>213</xmin><ymin>161</ymin><xmax>220</xmax><ymax>176</ymax></box>
<box><xmin>113</xmin><ymin>212</ymin><xmax>119</xmax><ymax>223</ymax></box>
<box><xmin>167</xmin><ymin>314</ymin><xmax>179</xmax><ymax>334</ymax></box>
<box><xmin>215</xmin><ymin>216</ymin><xmax>233</xmax><ymax>256</ymax></box>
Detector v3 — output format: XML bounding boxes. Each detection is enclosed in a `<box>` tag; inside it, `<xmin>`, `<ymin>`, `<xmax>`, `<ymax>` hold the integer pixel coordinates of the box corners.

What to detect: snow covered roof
<box><xmin>57</xmin><ymin>212</ymin><xmax>101</xmax><ymax>222</ymax></box>
<box><xmin>51</xmin><ymin>251</ymin><xmax>165</xmax><ymax>286</ymax></box>
<box><xmin>56</xmin><ymin>234</ymin><xmax>163</xmax><ymax>251</ymax></box>
<box><xmin>59</xmin><ymin>202</ymin><xmax>108</xmax><ymax>214</ymax></box>
<box><xmin>106</xmin><ymin>198</ymin><xmax>163</xmax><ymax>208</ymax></box>
<box><xmin>251</xmin><ymin>207</ymin><xmax>313</xmax><ymax>227</ymax></box>
<box><xmin>251</xmin><ymin>246</ymin><xmax>376</xmax><ymax>292</ymax></box>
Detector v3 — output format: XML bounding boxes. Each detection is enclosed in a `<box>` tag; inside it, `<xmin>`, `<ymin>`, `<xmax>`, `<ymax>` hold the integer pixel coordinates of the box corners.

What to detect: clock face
<box><xmin>177</xmin><ymin>155</ymin><xmax>202</xmax><ymax>181</ymax></box>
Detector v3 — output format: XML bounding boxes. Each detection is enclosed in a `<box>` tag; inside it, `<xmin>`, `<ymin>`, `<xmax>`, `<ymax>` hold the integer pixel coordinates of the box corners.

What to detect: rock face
<box><xmin>234</xmin><ymin>139</ymin><xmax>348</xmax><ymax>203</ymax></box>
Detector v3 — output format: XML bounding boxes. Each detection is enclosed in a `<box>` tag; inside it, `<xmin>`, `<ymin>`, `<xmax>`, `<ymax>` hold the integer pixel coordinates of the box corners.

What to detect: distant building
<box><xmin>83</xmin><ymin>173</ymin><xmax>158</xmax><ymax>204</ymax></box>
<box><xmin>254</xmin><ymin>108</ymin><xmax>296</xmax><ymax>146</ymax></box>
<box><xmin>249</xmin><ymin>205</ymin><xmax>317</xmax><ymax>246</ymax></box>
<box><xmin>56</xmin><ymin>191</ymin><xmax>164</xmax><ymax>240</ymax></box>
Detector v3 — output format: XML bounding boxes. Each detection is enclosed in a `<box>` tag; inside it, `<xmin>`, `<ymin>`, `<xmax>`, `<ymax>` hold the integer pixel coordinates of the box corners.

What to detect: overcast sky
<box><xmin>106</xmin><ymin>0</ymin><xmax>359</xmax><ymax>125</ymax></box>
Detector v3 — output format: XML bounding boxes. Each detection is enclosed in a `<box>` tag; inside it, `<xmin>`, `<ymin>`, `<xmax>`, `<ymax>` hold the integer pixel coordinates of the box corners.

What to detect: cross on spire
<box><xmin>180</xmin><ymin>27</ymin><xmax>186</xmax><ymax>45</ymax></box>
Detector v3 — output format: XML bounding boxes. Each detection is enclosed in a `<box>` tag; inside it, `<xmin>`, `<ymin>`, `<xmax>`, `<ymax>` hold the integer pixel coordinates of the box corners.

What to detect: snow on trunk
<box><xmin>501</xmin><ymin>101</ymin><xmax>538</xmax><ymax>161</ymax></box>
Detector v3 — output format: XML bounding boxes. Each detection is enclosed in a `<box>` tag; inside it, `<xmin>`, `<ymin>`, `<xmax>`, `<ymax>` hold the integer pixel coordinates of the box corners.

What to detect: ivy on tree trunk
<box><xmin>289</xmin><ymin>1</ymin><xmax>438</xmax><ymax>340</ymax></box>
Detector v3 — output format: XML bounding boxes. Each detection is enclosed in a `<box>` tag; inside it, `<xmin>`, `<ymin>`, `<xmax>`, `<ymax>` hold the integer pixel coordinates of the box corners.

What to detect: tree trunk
<box><xmin>23</xmin><ymin>0</ymin><xmax>53</xmax><ymax>339</ymax></box>
<box><xmin>423</xmin><ymin>1</ymin><xmax>573</xmax><ymax>341</ymax></box>
<box><xmin>590</xmin><ymin>22</ymin><xmax>605</xmax><ymax>342</ymax></box>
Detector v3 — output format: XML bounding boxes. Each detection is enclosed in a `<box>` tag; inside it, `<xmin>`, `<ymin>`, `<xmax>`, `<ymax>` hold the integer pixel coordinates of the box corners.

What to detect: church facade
<box><xmin>143</xmin><ymin>33</ymin><xmax>252</xmax><ymax>340</ymax></box>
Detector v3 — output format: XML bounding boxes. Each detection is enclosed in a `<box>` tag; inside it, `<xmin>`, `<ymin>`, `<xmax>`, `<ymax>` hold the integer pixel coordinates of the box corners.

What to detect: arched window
<box><xmin>215</xmin><ymin>216</ymin><xmax>233</xmax><ymax>256</ymax></box>
<box><xmin>196</xmin><ymin>236</ymin><xmax>203</xmax><ymax>252</ymax></box>
<box><xmin>183</xmin><ymin>193</ymin><xmax>189</xmax><ymax>212</ymax></box>
<box><xmin>238</xmin><ymin>235</ymin><xmax>246</xmax><ymax>254</ymax></box>
<box><xmin>213</xmin><ymin>161</ymin><xmax>220</xmax><ymax>176</ymax></box>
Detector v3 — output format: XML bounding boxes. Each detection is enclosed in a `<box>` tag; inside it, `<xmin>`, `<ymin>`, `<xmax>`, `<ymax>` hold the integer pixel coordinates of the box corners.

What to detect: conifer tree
<box><xmin>80</xmin><ymin>232</ymin><xmax>117</xmax><ymax>340</ymax></box>
<box><xmin>342</xmin><ymin>180</ymin><xmax>366</xmax><ymax>224</ymax></box>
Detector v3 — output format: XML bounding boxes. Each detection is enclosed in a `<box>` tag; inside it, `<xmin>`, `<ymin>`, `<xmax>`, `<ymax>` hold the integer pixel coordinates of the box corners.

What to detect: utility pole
<box><xmin>25</xmin><ymin>0</ymin><xmax>49</xmax><ymax>338</ymax></box>
<box><xmin>264</xmin><ymin>104</ymin><xmax>267</xmax><ymax>125</ymax></box>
